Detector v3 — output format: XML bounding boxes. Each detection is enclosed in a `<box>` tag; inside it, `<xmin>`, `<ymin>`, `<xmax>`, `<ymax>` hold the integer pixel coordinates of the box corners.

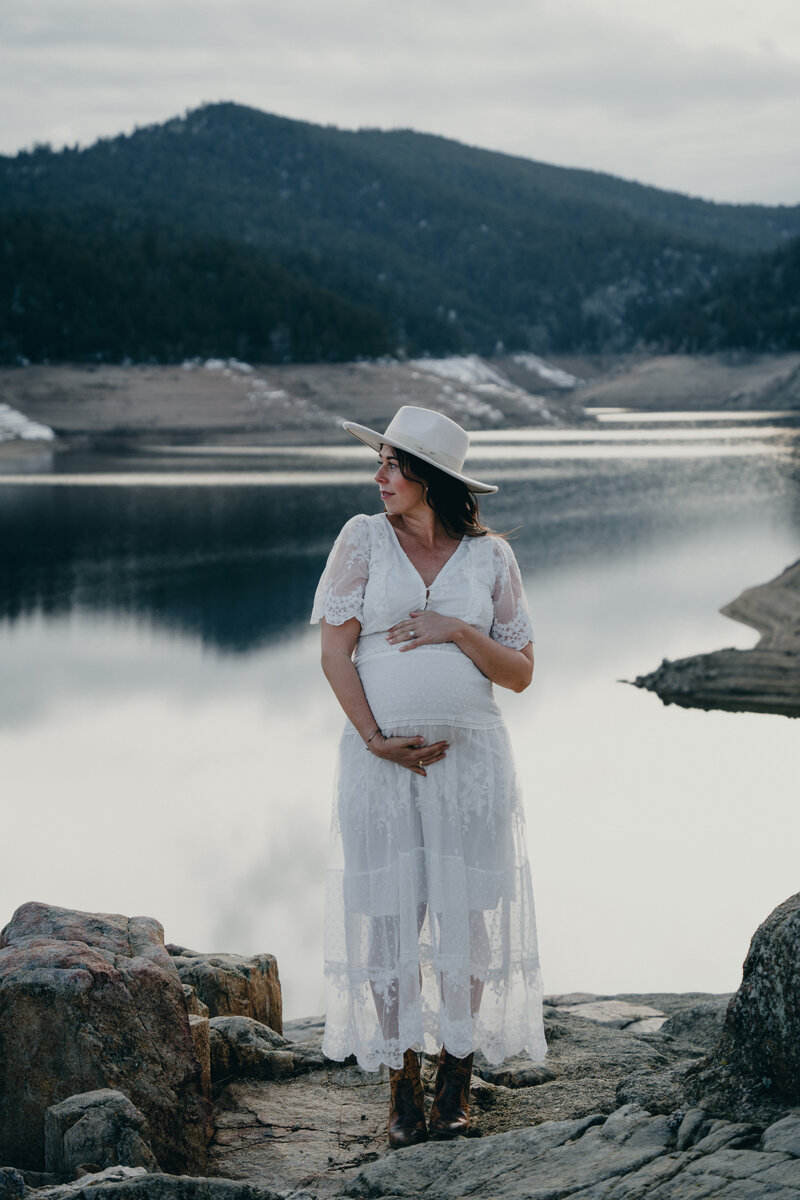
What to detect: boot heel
<box><xmin>388</xmin><ymin>1049</ymin><xmax>428</xmax><ymax>1149</ymax></box>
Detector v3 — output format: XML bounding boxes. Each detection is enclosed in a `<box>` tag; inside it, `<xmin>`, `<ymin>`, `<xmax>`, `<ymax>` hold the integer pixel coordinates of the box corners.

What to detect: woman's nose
<box><xmin>375</xmin><ymin>465</ymin><xmax>386</xmax><ymax>483</ymax></box>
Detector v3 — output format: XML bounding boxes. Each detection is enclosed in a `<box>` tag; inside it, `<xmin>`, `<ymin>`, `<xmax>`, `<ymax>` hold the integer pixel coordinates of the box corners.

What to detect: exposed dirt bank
<box><xmin>573</xmin><ymin>351</ymin><xmax>800</xmax><ymax>411</ymax></box>
<box><xmin>1</xmin><ymin>351</ymin><xmax>798</xmax><ymax>455</ymax></box>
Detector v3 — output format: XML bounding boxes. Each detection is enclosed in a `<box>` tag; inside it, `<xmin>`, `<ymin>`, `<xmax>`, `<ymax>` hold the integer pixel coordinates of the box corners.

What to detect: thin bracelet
<box><xmin>365</xmin><ymin>728</ymin><xmax>382</xmax><ymax>749</ymax></box>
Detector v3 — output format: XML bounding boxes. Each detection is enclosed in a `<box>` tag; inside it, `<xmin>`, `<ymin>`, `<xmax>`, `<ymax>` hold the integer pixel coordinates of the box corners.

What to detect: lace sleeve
<box><xmin>490</xmin><ymin>538</ymin><xmax>534</xmax><ymax>648</ymax></box>
<box><xmin>310</xmin><ymin>515</ymin><xmax>371</xmax><ymax>626</ymax></box>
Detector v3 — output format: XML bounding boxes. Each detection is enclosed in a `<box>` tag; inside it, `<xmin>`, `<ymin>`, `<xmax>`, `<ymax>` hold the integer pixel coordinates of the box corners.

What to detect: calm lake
<box><xmin>1</xmin><ymin>413</ymin><xmax>798</xmax><ymax>1018</ymax></box>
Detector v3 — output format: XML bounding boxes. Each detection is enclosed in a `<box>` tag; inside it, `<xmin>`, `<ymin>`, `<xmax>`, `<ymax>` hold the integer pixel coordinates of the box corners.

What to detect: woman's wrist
<box><xmin>449</xmin><ymin>617</ymin><xmax>470</xmax><ymax>646</ymax></box>
<box><xmin>364</xmin><ymin>727</ymin><xmax>384</xmax><ymax>751</ymax></box>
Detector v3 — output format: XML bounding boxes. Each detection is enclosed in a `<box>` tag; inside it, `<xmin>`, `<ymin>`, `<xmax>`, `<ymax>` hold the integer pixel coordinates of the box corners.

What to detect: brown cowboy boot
<box><xmin>429</xmin><ymin>1048</ymin><xmax>474</xmax><ymax>1138</ymax></box>
<box><xmin>388</xmin><ymin>1049</ymin><xmax>428</xmax><ymax>1149</ymax></box>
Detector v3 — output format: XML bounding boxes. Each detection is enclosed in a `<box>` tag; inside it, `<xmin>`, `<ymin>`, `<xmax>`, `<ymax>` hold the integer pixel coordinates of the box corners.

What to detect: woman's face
<box><xmin>374</xmin><ymin>445</ymin><xmax>425</xmax><ymax>516</ymax></box>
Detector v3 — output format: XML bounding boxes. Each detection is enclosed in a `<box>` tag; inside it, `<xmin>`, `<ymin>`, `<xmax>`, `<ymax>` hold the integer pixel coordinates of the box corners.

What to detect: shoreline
<box><xmin>3</xmin><ymin>351</ymin><xmax>797</xmax><ymax>720</ymax></box>
<box><xmin>5</xmin><ymin>893</ymin><xmax>798</xmax><ymax>1196</ymax></box>
<box><xmin>633</xmin><ymin>559</ymin><xmax>800</xmax><ymax>718</ymax></box>
<box><xmin>0</xmin><ymin>350</ymin><xmax>799</xmax><ymax>456</ymax></box>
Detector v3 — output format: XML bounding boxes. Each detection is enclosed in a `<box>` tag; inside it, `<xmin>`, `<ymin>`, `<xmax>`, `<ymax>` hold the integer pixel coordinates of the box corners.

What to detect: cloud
<box><xmin>1</xmin><ymin>0</ymin><xmax>799</xmax><ymax>202</ymax></box>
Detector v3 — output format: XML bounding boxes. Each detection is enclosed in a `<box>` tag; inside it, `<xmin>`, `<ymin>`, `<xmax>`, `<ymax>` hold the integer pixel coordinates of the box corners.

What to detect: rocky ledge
<box><xmin>633</xmin><ymin>558</ymin><xmax>800</xmax><ymax>718</ymax></box>
<box><xmin>3</xmin><ymin>895</ymin><xmax>800</xmax><ymax>1198</ymax></box>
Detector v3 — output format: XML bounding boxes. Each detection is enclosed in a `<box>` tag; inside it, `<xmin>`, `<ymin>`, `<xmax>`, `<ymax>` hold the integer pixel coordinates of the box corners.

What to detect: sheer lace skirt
<box><xmin>321</xmin><ymin>721</ymin><xmax>547</xmax><ymax>1071</ymax></box>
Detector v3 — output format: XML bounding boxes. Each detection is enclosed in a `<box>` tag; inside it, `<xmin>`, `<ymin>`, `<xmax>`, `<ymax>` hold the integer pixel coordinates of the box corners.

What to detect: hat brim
<box><xmin>342</xmin><ymin>421</ymin><xmax>498</xmax><ymax>494</ymax></box>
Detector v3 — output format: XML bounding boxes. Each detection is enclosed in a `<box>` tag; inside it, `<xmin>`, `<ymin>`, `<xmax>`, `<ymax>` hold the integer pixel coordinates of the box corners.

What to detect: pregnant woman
<box><xmin>311</xmin><ymin>406</ymin><xmax>546</xmax><ymax>1148</ymax></box>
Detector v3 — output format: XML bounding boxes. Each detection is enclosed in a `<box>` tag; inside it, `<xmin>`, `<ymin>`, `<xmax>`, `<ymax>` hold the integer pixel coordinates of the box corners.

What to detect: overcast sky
<box><xmin>2</xmin><ymin>0</ymin><xmax>799</xmax><ymax>205</ymax></box>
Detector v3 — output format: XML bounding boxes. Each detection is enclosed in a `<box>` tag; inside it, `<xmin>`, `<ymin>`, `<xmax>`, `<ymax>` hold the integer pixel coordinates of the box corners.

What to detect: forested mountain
<box><xmin>0</xmin><ymin>210</ymin><xmax>398</xmax><ymax>363</ymax></box>
<box><xmin>1</xmin><ymin>102</ymin><xmax>798</xmax><ymax>363</ymax></box>
<box><xmin>647</xmin><ymin>235</ymin><xmax>800</xmax><ymax>352</ymax></box>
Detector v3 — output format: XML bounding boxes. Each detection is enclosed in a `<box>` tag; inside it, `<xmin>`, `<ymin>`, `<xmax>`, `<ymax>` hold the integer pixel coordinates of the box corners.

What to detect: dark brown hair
<box><xmin>392</xmin><ymin>447</ymin><xmax>493</xmax><ymax>540</ymax></box>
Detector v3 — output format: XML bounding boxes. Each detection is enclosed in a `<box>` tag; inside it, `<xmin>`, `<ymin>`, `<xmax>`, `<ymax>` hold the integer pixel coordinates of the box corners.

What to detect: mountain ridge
<box><xmin>2</xmin><ymin>102</ymin><xmax>799</xmax><ymax>363</ymax></box>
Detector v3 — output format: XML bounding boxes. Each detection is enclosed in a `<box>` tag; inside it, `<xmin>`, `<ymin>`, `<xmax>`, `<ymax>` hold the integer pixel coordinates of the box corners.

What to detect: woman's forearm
<box><xmin>320</xmin><ymin>620</ymin><xmax>448</xmax><ymax>776</ymax></box>
<box><xmin>451</xmin><ymin>622</ymin><xmax>534</xmax><ymax>692</ymax></box>
<box><xmin>321</xmin><ymin>648</ymin><xmax>382</xmax><ymax>742</ymax></box>
<box><xmin>389</xmin><ymin>609</ymin><xmax>534</xmax><ymax>692</ymax></box>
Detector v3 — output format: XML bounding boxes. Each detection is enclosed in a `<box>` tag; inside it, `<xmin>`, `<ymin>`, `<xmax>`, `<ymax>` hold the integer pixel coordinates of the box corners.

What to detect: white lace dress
<box><xmin>311</xmin><ymin>512</ymin><xmax>546</xmax><ymax>1071</ymax></box>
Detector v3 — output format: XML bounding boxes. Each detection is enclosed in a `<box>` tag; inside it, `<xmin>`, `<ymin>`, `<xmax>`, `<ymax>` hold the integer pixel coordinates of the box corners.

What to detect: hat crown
<box><xmin>382</xmin><ymin>406</ymin><xmax>469</xmax><ymax>474</ymax></box>
<box><xmin>341</xmin><ymin>404</ymin><xmax>497</xmax><ymax>493</ymax></box>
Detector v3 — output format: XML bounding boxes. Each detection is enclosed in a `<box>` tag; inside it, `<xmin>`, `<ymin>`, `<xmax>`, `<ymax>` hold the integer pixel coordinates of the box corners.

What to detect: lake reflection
<box><xmin>1</xmin><ymin>423</ymin><xmax>799</xmax><ymax>1018</ymax></box>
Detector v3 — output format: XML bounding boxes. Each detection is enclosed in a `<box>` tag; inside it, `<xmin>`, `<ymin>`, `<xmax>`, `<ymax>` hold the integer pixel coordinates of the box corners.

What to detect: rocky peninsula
<box><xmin>3</xmin><ymin>897</ymin><xmax>800</xmax><ymax>1199</ymax></box>
<box><xmin>634</xmin><ymin>558</ymin><xmax>800</xmax><ymax>718</ymax></box>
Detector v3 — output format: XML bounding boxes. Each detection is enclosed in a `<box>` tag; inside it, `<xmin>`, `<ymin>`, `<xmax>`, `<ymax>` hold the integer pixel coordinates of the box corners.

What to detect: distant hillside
<box><xmin>646</xmin><ymin>235</ymin><xmax>800</xmax><ymax>352</ymax></box>
<box><xmin>0</xmin><ymin>210</ymin><xmax>401</xmax><ymax>364</ymax></box>
<box><xmin>2</xmin><ymin>102</ymin><xmax>799</xmax><ymax>363</ymax></box>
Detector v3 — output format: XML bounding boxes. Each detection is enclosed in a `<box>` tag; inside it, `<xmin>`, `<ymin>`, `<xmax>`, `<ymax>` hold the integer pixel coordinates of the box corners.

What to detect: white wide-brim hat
<box><xmin>342</xmin><ymin>406</ymin><xmax>498</xmax><ymax>494</ymax></box>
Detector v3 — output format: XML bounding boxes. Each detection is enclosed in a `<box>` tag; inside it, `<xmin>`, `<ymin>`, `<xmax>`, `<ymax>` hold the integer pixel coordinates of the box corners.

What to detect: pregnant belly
<box><xmin>356</xmin><ymin>643</ymin><xmax>502</xmax><ymax>730</ymax></box>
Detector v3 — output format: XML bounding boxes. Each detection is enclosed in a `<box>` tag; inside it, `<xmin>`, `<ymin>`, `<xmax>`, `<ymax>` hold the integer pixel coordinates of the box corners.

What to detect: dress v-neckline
<box><xmin>384</xmin><ymin>514</ymin><xmax>465</xmax><ymax>594</ymax></box>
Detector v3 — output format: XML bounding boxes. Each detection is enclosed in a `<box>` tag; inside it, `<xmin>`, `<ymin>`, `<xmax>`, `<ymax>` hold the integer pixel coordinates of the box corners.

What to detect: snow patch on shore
<box><xmin>411</xmin><ymin>354</ymin><xmax>512</xmax><ymax>390</ymax></box>
<box><xmin>244</xmin><ymin>374</ymin><xmax>341</xmax><ymax>427</ymax></box>
<box><xmin>411</xmin><ymin>355</ymin><xmax>557</xmax><ymax>424</ymax></box>
<box><xmin>449</xmin><ymin>389</ymin><xmax>504</xmax><ymax>423</ymax></box>
<box><xmin>191</xmin><ymin>357</ymin><xmax>256</xmax><ymax>376</ymax></box>
<box><xmin>512</xmin><ymin>392</ymin><xmax>557</xmax><ymax>420</ymax></box>
<box><xmin>0</xmin><ymin>403</ymin><xmax>55</xmax><ymax>443</ymax></box>
<box><xmin>180</xmin><ymin>357</ymin><xmax>340</xmax><ymax>428</ymax></box>
<box><xmin>512</xmin><ymin>353</ymin><xmax>582</xmax><ymax>389</ymax></box>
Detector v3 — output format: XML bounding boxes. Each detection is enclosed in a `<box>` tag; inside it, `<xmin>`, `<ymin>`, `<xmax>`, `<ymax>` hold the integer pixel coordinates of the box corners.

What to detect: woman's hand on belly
<box><xmin>387</xmin><ymin>609</ymin><xmax>463</xmax><ymax>651</ymax></box>
<box><xmin>387</xmin><ymin>608</ymin><xmax>534</xmax><ymax>692</ymax></box>
<box><xmin>371</xmin><ymin>733</ymin><xmax>449</xmax><ymax>777</ymax></box>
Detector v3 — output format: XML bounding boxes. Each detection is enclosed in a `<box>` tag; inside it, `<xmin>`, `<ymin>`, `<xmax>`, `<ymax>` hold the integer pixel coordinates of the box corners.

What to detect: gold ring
<box><xmin>418</xmin><ymin>760</ymin><xmax>424</xmax><ymax>768</ymax></box>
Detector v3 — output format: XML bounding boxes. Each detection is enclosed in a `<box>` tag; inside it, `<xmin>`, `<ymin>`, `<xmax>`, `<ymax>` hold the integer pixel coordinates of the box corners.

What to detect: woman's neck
<box><xmin>389</xmin><ymin>507</ymin><xmax>445</xmax><ymax>548</ymax></box>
